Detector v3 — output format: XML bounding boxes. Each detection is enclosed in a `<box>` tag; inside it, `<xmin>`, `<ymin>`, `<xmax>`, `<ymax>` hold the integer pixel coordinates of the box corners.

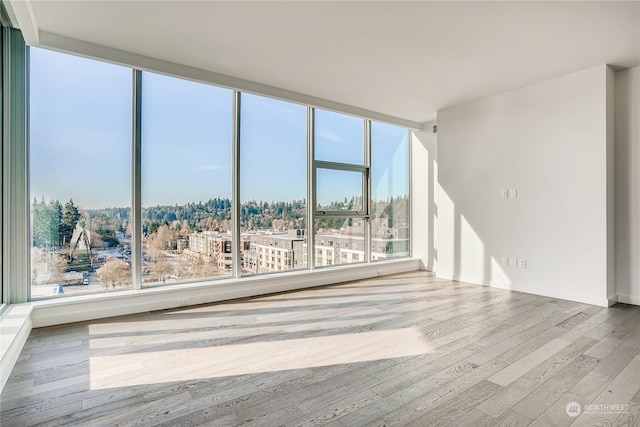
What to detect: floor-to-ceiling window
<box><xmin>313</xmin><ymin>109</ymin><xmax>367</xmax><ymax>267</ymax></box>
<box><xmin>240</xmin><ymin>93</ymin><xmax>307</xmax><ymax>275</ymax></box>
<box><xmin>25</xmin><ymin>47</ymin><xmax>411</xmax><ymax>300</ymax></box>
<box><xmin>141</xmin><ymin>71</ymin><xmax>233</xmax><ymax>286</ymax></box>
<box><xmin>29</xmin><ymin>47</ymin><xmax>133</xmax><ymax>297</ymax></box>
<box><xmin>370</xmin><ymin>121</ymin><xmax>410</xmax><ymax>260</ymax></box>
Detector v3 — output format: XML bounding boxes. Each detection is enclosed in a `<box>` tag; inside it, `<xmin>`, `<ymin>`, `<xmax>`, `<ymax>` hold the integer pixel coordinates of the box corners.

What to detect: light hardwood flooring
<box><xmin>1</xmin><ymin>271</ymin><xmax>639</xmax><ymax>426</ymax></box>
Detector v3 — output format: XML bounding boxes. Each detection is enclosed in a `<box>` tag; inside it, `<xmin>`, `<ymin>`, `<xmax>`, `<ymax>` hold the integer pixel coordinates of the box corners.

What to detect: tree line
<box><xmin>141</xmin><ymin>196</ymin><xmax>408</xmax><ymax>232</ymax></box>
<box><xmin>32</xmin><ymin>195</ymin><xmax>409</xmax><ymax>249</ymax></box>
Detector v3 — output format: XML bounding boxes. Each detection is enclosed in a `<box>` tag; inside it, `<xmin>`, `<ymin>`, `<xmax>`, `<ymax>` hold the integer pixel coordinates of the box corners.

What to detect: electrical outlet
<box><xmin>502</xmin><ymin>257</ymin><xmax>509</xmax><ymax>267</ymax></box>
<box><xmin>518</xmin><ymin>258</ymin><xmax>527</xmax><ymax>268</ymax></box>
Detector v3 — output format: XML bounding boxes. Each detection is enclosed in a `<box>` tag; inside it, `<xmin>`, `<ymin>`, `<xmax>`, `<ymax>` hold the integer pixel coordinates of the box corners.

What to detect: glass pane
<box><xmin>314</xmin><ymin>109</ymin><xmax>364</xmax><ymax>165</ymax></box>
<box><xmin>314</xmin><ymin>218</ymin><xmax>365</xmax><ymax>268</ymax></box>
<box><xmin>30</xmin><ymin>48</ymin><xmax>132</xmax><ymax>298</ymax></box>
<box><xmin>141</xmin><ymin>72</ymin><xmax>233</xmax><ymax>286</ymax></box>
<box><xmin>240</xmin><ymin>93</ymin><xmax>307</xmax><ymax>275</ymax></box>
<box><xmin>371</xmin><ymin>122</ymin><xmax>410</xmax><ymax>260</ymax></box>
<box><xmin>316</xmin><ymin>168</ymin><xmax>363</xmax><ymax>212</ymax></box>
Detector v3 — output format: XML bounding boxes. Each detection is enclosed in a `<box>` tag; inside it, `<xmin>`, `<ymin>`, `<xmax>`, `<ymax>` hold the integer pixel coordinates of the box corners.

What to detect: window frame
<box><xmin>28</xmin><ymin>47</ymin><xmax>135</xmax><ymax>298</ymax></box>
<box><xmin>237</xmin><ymin>92</ymin><xmax>310</xmax><ymax>278</ymax></box>
<box><xmin>0</xmin><ymin>19</ymin><xmax>3</xmax><ymax>308</ymax></box>
<box><xmin>314</xmin><ymin>161</ymin><xmax>369</xmax><ymax>217</ymax></box>
<box><xmin>3</xmin><ymin>24</ymin><xmax>28</xmax><ymax>305</ymax></box>
<box><xmin>369</xmin><ymin>124</ymin><xmax>411</xmax><ymax>262</ymax></box>
<box><xmin>311</xmin><ymin>111</ymin><xmax>372</xmax><ymax>266</ymax></box>
<box><xmin>312</xmin><ymin>111</ymin><xmax>370</xmax><ymax>219</ymax></box>
<box><xmin>137</xmin><ymin>70</ymin><xmax>235</xmax><ymax>287</ymax></box>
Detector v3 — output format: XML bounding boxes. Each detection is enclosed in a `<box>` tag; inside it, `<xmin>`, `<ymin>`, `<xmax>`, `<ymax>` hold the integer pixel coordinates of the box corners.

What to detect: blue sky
<box><xmin>30</xmin><ymin>47</ymin><xmax>408</xmax><ymax>211</ymax></box>
<box><xmin>240</xmin><ymin>92</ymin><xmax>306</xmax><ymax>203</ymax></box>
<box><xmin>30</xmin><ymin>48</ymin><xmax>132</xmax><ymax>209</ymax></box>
<box><xmin>315</xmin><ymin>109</ymin><xmax>364</xmax><ymax>165</ymax></box>
<box><xmin>141</xmin><ymin>72</ymin><xmax>233</xmax><ymax>205</ymax></box>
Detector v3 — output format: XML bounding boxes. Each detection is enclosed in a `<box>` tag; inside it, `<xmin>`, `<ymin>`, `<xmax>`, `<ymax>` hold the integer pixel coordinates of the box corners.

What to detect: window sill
<box><xmin>1</xmin><ymin>304</ymin><xmax>33</xmax><ymax>393</ymax></box>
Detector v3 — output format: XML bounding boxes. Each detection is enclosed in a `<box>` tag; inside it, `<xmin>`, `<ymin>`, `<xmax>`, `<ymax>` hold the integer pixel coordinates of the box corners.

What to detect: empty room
<box><xmin>1</xmin><ymin>1</ymin><xmax>639</xmax><ymax>426</ymax></box>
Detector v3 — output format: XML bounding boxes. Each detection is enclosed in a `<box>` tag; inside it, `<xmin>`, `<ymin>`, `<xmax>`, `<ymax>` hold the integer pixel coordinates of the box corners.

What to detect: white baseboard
<box><xmin>617</xmin><ymin>293</ymin><xmax>640</xmax><ymax>306</ymax></box>
<box><xmin>436</xmin><ymin>272</ymin><xmax>611</xmax><ymax>307</ymax></box>
<box><xmin>436</xmin><ymin>272</ymin><xmax>511</xmax><ymax>288</ymax></box>
<box><xmin>419</xmin><ymin>263</ymin><xmax>434</xmax><ymax>272</ymax></box>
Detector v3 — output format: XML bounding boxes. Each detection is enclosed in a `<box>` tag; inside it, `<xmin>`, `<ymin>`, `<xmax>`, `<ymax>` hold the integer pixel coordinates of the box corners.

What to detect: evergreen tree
<box><xmin>32</xmin><ymin>198</ymin><xmax>61</xmax><ymax>247</ymax></box>
<box><xmin>60</xmin><ymin>199</ymin><xmax>81</xmax><ymax>247</ymax></box>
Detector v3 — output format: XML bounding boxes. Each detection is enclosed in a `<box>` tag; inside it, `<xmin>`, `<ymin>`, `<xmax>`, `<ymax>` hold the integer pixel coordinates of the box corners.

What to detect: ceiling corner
<box><xmin>4</xmin><ymin>0</ymin><xmax>39</xmax><ymax>44</ymax></box>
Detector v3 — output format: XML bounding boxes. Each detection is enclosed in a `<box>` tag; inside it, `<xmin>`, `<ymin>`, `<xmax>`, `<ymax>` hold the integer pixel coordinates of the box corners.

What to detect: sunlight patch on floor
<box><xmin>88</xmin><ymin>314</ymin><xmax>395</xmax><ymax>349</ymax></box>
<box><xmin>87</xmin><ymin>305</ymin><xmax>391</xmax><ymax>336</ymax></box>
<box><xmin>89</xmin><ymin>327</ymin><xmax>432</xmax><ymax>389</ymax></box>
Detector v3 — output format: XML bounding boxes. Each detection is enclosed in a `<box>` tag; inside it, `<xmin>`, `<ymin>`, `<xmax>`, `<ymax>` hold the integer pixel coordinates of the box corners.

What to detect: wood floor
<box><xmin>1</xmin><ymin>271</ymin><xmax>639</xmax><ymax>426</ymax></box>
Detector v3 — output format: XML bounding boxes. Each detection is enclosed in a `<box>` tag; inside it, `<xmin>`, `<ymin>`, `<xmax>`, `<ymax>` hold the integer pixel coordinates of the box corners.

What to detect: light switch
<box><xmin>501</xmin><ymin>190</ymin><xmax>509</xmax><ymax>199</ymax></box>
<box><xmin>509</xmin><ymin>189</ymin><xmax>518</xmax><ymax>199</ymax></box>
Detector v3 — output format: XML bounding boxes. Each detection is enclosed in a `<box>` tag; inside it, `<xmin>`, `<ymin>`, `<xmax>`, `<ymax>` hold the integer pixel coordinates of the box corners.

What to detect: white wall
<box><xmin>436</xmin><ymin>65</ymin><xmax>615</xmax><ymax>307</ymax></box>
<box><xmin>615</xmin><ymin>67</ymin><xmax>640</xmax><ymax>305</ymax></box>
<box><xmin>411</xmin><ymin>122</ymin><xmax>438</xmax><ymax>271</ymax></box>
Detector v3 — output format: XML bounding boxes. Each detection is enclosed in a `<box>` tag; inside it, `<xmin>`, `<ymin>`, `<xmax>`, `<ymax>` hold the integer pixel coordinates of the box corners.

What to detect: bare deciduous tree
<box><xmin>48</xmin><ymin>253</ymin><xmax>69</xmax><ymax>282</ymax></box>
<box><xmin>151</xmin><ymin>259</ymin><xmax>173</xmax><ymax>284</ymax></box>
<box><xmin>156</xmin><ymin>225</ymin><xmax>178</xmax><ymax>251</ymax></box>
<box><xmin>98</xmin><ymin>258</ymin><xmax>130</xmax><ymax>289</ymax></box>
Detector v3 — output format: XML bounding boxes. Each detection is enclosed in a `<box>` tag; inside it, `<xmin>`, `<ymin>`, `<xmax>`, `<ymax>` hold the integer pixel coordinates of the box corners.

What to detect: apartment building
<box><xmin>244</xmin><ymin>229</ymin><xmax>306</xmax><ymax>274</ymax></box>
<box><xmin>186</xmin><ymin>231</ymin><xmax>234</xmax><ymax>270</ymax></box>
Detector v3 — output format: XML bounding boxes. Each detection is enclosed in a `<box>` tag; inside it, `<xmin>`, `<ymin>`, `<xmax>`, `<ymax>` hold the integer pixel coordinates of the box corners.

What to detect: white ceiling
<box><xmin>5</xmin><ymin>1</ymin><xmax>640</xmax><ymax>125</ymax></box>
